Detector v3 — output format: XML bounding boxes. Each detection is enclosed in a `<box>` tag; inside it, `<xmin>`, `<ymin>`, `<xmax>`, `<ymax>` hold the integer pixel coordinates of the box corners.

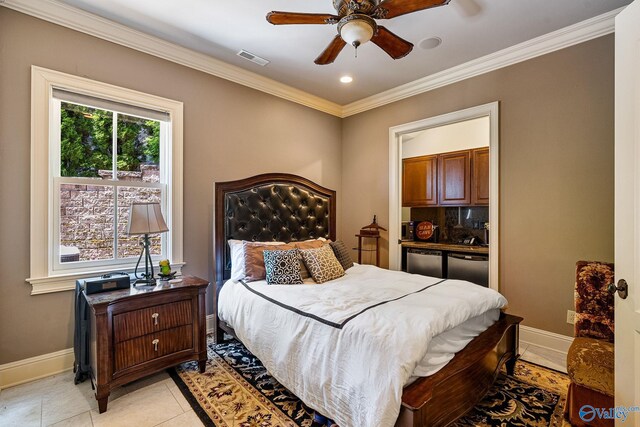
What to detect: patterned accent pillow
<box><xmin>293</xmin><ymin>239</ymin><xmax>328</xmax><ymax>279</ymax></box>
<box><xmin>300</xmin><ymin>245</ymin><xmax>345</xmax><ymax>284</ymax></box>
<box><xmin>263</xmin><ymin>249</ymin><xmax>303</xmax><ymax>285</ymax></box>
<box><xmin>330</xmin><ymin>240</ymin><xmax>354</xmax><ymax>271</ymax></box>
<box><xmin>243</xmin><ymin>241</ymin><xmax>295</xmax><ymax>282</ymax></box>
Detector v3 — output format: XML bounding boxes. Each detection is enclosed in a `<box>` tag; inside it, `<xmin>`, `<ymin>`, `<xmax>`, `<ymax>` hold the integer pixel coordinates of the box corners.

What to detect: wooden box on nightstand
<box><xmin>83</xmin><ymin>276</ymin><xmax>209</xmax><ymax>413</ymax></box>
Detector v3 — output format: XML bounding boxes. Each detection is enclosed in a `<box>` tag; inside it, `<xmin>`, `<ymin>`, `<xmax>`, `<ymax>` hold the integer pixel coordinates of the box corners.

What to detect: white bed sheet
<box><xmin>411</xmin><ymin>307</ymin><xmax>500</xmax><ymax>379</ymax></box>
<box><xmin>218</xmin><ymin>264</ymin><xmax>507</xmax><ymax>427</ymax></box>
<box><xmin>225</xmin><ymin>275</ymin><xmax>500</xmax><ymax>378</ymax></box>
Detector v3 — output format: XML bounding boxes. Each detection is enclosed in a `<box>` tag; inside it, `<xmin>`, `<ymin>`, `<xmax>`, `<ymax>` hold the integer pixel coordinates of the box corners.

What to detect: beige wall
<box><xmin>341</xmin><ymin>35</ymin><xmax>614</xmax><ymax>336</ymax></box>
<box><xmin>0</xmin><ymin>8</ymin><xmax>615</xmax><ymax>364</ymax></box>
<box><xmin>0</xmin><ymin>9</ymin><xmax>342</xmax><ymax>364</ymax></box>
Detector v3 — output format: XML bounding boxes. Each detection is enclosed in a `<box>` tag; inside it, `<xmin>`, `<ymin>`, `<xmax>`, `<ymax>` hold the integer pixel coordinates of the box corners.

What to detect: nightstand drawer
<box><xmin>114</xmin><ymin>324</ymin><xmax>193</xmax><ymax>372</ymax></box>
<box><xmin>114</xmin><ymin>300</ymin><xmax>192</xmax><ymax>342</ymax></box>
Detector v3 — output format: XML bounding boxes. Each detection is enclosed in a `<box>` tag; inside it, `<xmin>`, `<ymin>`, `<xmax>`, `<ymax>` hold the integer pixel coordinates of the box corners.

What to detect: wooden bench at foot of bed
<box><xmin>396</xmin><ymin>313</ymin><xmax>522</xmax><ymax>427</ymax></box>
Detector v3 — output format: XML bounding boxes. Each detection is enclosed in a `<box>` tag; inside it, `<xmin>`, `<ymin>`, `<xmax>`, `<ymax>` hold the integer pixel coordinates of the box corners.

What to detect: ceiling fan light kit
<box><xmin>266</xmin><ymin>0</ymin><xmax>451</xmax><ymax>65</ymax></box>
<box><xmin>338</xmin><ymin>14</ymin><xmax>376</xmax><ymax>49</ymax></box>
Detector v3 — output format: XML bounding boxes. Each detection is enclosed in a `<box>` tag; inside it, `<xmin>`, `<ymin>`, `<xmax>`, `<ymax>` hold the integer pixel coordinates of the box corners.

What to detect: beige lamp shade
<box><xmin>127</xmin><ymin>202</ymin><xmax>169</xmax><ymax>235</ymax></box>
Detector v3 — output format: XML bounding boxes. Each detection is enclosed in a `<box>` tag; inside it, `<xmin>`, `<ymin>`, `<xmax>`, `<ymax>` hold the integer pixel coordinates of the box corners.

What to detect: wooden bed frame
<box><xmin>213</xmin><ymin>173</ymin><xmax>522</xmax><ymax>427</ymax></box>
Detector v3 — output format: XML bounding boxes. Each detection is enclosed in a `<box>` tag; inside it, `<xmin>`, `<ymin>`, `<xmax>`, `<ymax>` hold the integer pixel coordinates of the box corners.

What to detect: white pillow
<box><xmin>228</xmin><ymin>239</ymin><xmax>245</xmax><ymax>281</ymax></box>
<box><xmin>227</xmin><ymin>239</ymin><xmax>286</xmax><ymax>281</ymax></box>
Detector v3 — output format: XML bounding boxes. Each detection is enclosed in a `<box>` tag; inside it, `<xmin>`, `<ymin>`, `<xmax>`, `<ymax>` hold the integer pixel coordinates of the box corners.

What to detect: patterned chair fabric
<box><xmin>574</xmin><ymin>260</ymin><xmax>614</xmax><ymax>343</ymax></box>
<box><xmin>565</xmin><ymin>260</ymin><xmax>615</xmax><ymax>427</ymax></box>
<box><xmin>567</xmin><ymin>337</ymin><xmax>614</xmax><ymax>395</ymax></box>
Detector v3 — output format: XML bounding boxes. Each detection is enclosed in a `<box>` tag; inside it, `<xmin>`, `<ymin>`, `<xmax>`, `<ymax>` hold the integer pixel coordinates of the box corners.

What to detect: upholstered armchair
<box><xmin>564</xmin><ymin>261</ymin><xmax>614</xmax><ymax>427</ymax></box>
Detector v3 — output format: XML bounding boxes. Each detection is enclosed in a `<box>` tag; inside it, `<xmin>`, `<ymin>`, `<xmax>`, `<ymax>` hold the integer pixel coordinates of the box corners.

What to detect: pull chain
<box><xmin>353</xmin><ymin>41</ymin><xmax>360</xmax><ymax>58</ymax></box>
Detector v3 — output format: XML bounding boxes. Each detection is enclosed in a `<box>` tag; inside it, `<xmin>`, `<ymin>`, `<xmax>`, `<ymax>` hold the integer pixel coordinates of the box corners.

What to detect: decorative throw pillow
<box><xmin>263</xmin><ymin>249</ymin><xmax>304</xmax><ymax>285</ymax></box>
<box><xmin>230</xmin><ymin>240</ymin><xmax>285</xmax><ymax>281</ymax></box>
<box><xmin>243</xmin><ymin>241</ymin><xmax>294</xmax><ymax>282</ymax></box>
<box><xmin>293</xmin><ymin>239</ymin><xmax>327</xmax><ymax>279</ymax></box>
<box><xmin>300</xmin><ymin>245</ymin><xmax>345</xmax><ymax>284</ymax></box>
<box><xmin>330</xmin><ymin>240</ymin><xmax>354</xmax><ymax>271</ymax></box>
<box><xmin>293</xmin><ymin>239</ymin><xmax>327</xmax><ymax>250</ymax></box>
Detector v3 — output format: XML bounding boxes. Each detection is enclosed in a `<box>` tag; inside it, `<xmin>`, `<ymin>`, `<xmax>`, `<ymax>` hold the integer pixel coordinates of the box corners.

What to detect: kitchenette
<box><xmin>401</xmin><ymin>134</ymin><xmax>490</xmax><ymax>286</ymax></box>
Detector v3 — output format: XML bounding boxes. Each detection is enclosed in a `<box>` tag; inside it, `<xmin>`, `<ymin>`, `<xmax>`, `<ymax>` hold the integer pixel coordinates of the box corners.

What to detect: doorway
<box><xmin>388</xmin><ymin>102</ymin><xmax>499</xmax><ymax>290</ymax></box>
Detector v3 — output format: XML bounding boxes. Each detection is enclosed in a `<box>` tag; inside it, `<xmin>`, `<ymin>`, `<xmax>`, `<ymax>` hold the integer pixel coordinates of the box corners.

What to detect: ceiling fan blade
<box><xmin>314</xmin><ymin>35</ymin><xmax>347</xmax><ymax>65</ymax></box>
<box><xmin>266</xmin><ymin>11</ymin><xmax>339</xmax><ymax>25</ymax></box>
<box><xmin>374</xmin><ymin>0</ymin><xmax>450</xmax><ymax>19</ymax></box>
<box><xmin>371</xmin><ymin>26</ymin><xmax>413</xmax><ymax>60</ymax></box>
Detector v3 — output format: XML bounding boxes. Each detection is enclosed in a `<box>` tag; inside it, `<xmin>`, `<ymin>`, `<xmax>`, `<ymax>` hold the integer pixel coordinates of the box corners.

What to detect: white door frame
<box><xmin>388</xmin><ymin>101</ymin><xmax>500</xmax><ymax>291</ymax></box>
<box><xmin>614</xmin><ymin>0</ymin><xmax>640</xmax><ymax>421</ymax></box>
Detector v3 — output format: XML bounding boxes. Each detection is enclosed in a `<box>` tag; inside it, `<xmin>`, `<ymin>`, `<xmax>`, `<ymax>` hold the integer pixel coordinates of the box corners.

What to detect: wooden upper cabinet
<box><xmin>403</xmin><ymin>148</ymin><xmax>488</xmax><ymax>207</ymax></box>
<box><xmin>472</xmin><ymin>148</ymin><xmax>490</xmax><ymax>205</ymax></box>
<box><xmin>402</xmin><ymin>155</ymin><xmax>437</xmax><ymax>207</ymax></box>
<box><xmin>438</xmin><ymin>150</ymin><xmax>471</xmax><ymax>205</ymax></box>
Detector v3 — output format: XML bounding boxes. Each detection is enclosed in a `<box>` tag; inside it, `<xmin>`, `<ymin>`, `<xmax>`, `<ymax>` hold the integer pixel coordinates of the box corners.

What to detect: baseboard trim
<box><xmin>0</xmin><ymin>320</ymin><xmax>570</xmax><ymax>390</ymax></box>
<box><xmin>206</xmin><ymin>313</ymin><xmax>215</xmax><ymax>335</ymax></box>
<box><xmin>519</xmin><ymin>325</ymin><xmax>573</xmax><ymax>372</ymax></box>
<box><xmin>0</xmin><ymin>315</ymin><xmax>217</xmax><ymax>391</ymax></box>
<box><xmin>0</xmin><ymin>348</ymin><xmax>74</xmax><ymax>391</ymax></box>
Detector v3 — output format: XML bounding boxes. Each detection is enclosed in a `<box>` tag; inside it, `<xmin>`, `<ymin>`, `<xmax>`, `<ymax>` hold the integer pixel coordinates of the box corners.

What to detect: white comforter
<box><xmin>218</xmin><ymin>264</ymin><xmax>507</xmax><ymax>427</ymax></box>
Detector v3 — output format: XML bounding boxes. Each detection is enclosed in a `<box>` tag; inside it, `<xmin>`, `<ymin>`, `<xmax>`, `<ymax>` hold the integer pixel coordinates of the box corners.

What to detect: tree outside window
<box><xmin>58</xmin><ymin>101</ymin><xmax>165</xmax><ymax>264</ymax></box>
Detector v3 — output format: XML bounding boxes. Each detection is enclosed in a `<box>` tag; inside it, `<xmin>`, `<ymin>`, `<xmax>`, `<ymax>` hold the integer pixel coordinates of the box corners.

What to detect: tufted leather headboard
<box><xmin>214</xmin><ymin>173</ymin><xmax>336</xmax><ymax>285</ymax></box>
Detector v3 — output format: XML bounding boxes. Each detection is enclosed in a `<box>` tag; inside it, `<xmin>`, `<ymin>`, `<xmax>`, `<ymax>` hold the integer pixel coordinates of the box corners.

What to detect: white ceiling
<box><xmin>56</xmin><ymin>0</ymin><xmax>631</xmax><ymax>105</ymax></box>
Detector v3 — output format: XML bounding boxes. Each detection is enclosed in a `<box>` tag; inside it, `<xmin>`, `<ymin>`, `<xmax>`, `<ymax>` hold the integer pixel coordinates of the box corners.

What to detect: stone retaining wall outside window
<box><xmin>59</xmin><ymin>165</ymin><xmax>162</xmax><ymax>262</ymax></box>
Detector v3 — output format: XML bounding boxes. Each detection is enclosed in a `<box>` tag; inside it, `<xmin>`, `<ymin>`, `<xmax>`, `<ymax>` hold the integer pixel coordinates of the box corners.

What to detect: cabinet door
<box><xmin>402</xmin><ymin>156</ymin><xmax>437</xmax><ymax>207</ymax></box>
<box><xmin>472</xmin><ymin>148</ymin><xmax>490</xmax><ymax>205</ymax></box>
<box><xmin>438</xmin><ymin>151</ymin><xmax>471</xmax><ymax>205</ymax></box>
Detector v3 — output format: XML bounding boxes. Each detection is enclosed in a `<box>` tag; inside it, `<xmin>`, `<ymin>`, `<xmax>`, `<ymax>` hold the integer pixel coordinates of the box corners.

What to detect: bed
<box><xmin>213</xmin><ymin>173</ymin><xmax>522</xmax><ymax>427</ymax></box>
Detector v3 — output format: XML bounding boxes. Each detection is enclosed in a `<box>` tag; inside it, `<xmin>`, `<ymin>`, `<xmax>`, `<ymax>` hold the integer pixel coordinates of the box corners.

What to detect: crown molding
<box><xmin>1</xmin><ymin>0</ymin><xmax>343</xmax><ymax>117</ymax></box>
<box><xmin>341</xmin><ymin>7</ymin><xmax>623</xmax><ymax>117</ymax></box>
<box><xmin>1</xmin><ymin>0</ymin><xmax>623</xmax><ymax>118</ymax></box>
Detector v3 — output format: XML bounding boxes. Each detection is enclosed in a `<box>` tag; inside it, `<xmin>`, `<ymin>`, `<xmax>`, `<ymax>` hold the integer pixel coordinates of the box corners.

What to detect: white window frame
<box><xmin>28</xmin><ymin>66</ymin><xmax>184</xmax><ymax>295</ymax></box>
<box><xmin>51</xmin><ymin>101</ymin><xmax>169</xmax><ymax>273</ymax></box>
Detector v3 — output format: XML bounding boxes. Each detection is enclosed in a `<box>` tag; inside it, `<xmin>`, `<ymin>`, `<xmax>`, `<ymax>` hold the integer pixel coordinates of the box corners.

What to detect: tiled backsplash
<box><xmin>411</xmin><ymin>206</ymin><xmax>489</xmax><ymax>244</ymax></box>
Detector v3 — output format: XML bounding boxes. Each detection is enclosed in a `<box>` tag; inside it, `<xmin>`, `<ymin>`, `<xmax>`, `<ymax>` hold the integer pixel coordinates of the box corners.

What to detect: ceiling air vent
<box><xmin>237</xmin><ymin>50</ymin><xmax>270</xmax><ymax>66</ymax></box>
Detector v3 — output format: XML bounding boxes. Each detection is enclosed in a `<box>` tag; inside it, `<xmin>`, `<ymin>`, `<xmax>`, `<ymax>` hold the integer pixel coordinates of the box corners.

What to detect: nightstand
<box><xmin>83</xmin><ymin>276</ymin><xmax>209</xmax><ymax>413</ymax></box>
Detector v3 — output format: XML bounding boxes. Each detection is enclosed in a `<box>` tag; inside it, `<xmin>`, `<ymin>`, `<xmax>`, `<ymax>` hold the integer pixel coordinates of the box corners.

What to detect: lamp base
<box><xmin>133</xmin><ymin>278</ymin><xmax>156</xmax><ymax>286</ymax></box>
<box><xmin>133</xmin><ymin>233</ymin><xmax>156</xmax><ymax>287</ymax></box>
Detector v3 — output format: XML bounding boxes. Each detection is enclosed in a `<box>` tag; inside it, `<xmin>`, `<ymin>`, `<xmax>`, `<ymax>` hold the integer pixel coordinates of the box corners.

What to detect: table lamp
<box><xmin>127</xmin><ymin>202</ymin><xmax>169</xmax><ymax>285</ymax></box>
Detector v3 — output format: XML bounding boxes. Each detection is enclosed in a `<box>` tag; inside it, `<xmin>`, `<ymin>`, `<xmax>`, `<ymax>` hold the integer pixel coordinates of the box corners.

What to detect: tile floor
<box><xmin>0</xmin><ymin>345</ymin><xmax>566</xmax><ymax>427</ymax></box>
<box><xmin>0</xmin><ymin>370</ymin><xmax>204</xmax><ymax>427</ymax></box>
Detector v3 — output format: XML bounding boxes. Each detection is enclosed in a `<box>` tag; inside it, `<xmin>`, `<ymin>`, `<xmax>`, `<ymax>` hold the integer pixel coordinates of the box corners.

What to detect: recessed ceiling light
<box><xmin>419</xmin><ymin>37</ymin><xmax>442</xmax><ymax>50</ymax></box>
<box><xmin>340</xmin><ymin>76</ymin><xmax>353</xmax><ymax>84</ymax></box>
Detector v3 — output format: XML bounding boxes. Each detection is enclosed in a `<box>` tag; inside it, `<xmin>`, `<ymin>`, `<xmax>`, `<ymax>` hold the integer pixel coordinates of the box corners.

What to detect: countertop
<box><xmin>401</xmin><ymin>241</ymin><xmax>489</xmax><ymax>255</ymax></box>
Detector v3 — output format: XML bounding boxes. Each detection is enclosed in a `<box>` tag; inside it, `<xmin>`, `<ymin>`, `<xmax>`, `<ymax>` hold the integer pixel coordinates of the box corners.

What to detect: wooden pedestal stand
<box><xmin>356</xmin><ymin>215</ymin><xmax>387</xmax><ymax>267</ymax></box>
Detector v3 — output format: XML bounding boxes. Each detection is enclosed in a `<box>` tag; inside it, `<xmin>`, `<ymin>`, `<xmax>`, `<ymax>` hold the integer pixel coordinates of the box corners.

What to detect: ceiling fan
<box><xmin>266</xmin><ymin>0</ymin><xmax>451</xmax><ymax>65</ymax></box>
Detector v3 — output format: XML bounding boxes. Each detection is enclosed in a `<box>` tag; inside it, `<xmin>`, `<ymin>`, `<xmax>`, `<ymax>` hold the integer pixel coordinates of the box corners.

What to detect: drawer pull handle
<box><xmin>152</xmin><ymin>338</ymin><xmax>159</xmax><ymax>351</ymax></box>
<box><xmin>151</xmin><ymin>313</ymin><xmax>159</xmax><ymax>325</ymax></box>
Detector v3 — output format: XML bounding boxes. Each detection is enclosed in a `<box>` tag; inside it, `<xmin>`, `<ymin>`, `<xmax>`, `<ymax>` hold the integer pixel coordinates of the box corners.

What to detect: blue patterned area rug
<box><xmin>170</xmin><ymin>338</ymin><xmax>569</xmax><ymax>427</ymax></box>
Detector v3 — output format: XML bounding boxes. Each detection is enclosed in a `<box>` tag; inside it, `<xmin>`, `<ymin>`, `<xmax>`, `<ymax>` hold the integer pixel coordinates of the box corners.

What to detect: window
<box><xmin>29</xmin><ymin>66</ymin><xmax>184</xmax><ymax>294</ymax></box>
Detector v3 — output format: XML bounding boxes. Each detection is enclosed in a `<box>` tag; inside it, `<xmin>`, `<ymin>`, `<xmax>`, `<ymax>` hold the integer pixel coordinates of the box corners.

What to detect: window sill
<box><xmin>26</xmin><ymin>262</ymin><xmax>185</xmax><ymax>295</ymax></box>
